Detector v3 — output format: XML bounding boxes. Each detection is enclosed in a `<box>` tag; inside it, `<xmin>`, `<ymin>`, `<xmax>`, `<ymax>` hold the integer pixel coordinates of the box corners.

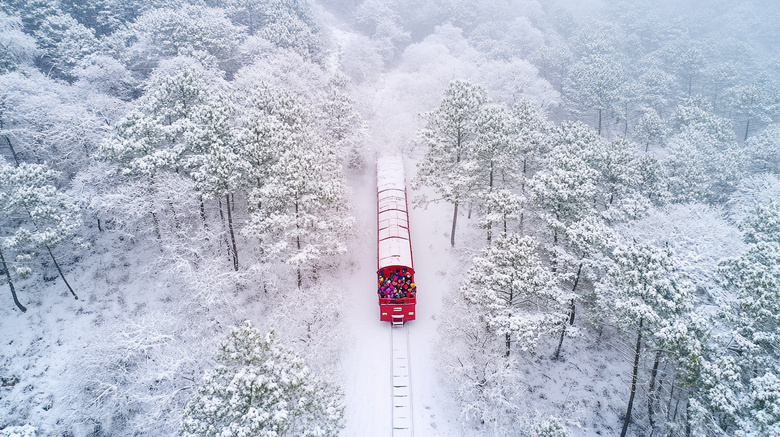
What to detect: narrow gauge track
<box><xmin>391</xmin><ymin>323</ymin><xmax>413</xmax><ymax>437</ymax></box>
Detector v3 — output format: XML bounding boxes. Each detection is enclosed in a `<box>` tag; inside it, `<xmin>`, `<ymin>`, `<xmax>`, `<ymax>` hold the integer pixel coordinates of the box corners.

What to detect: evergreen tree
<box><xmin>634</xmin><ymin>109</ymin><xmax>667</xmax><ymax>153</ymax></box>
<box><xmin>565</xmin><ymin>54</ymin><xmax>626</xmax><ymax>135</ymax></box>
<box><xmin>414</xmin><ymin>79</ymin><xmax>488</xmax><ymax>247</ymax></box>
<box><xmin>528</xmin><ymin>122</ymin><xmax>601</xmax><ymax>247</ymax></box>
<box><xmin>746</xmin><ymin>123</ymin><xmax>780</xmax><ymax>173</ymax></box>
<box><xmin>596</xmin><ymin>244</ymin><xmax>693</xmax><ymax>437</ymax></box>
<box><xmin>241</xmin><ymin>92</ymin><xmax>352</xmax><ymax>288</ymax></box>
<box><xmin>461</xmin><ymin>233</ymin><xmax>568</xmax><ymax>356</ymax></box>
<box><xmin>180</xmin><ymin>321</ymin><xmax>345</xmax><ymax>437</ymax></box>
<box><xmin>0</xmin><ymin>158</ymin><xmax>82</xmax><ymax>311</ymax></box>
<box><xmin>473</xmin><ymin>104</ymin><xmax>520</xmax><ymax>242</ymax></box>
<box><xmin>726</xmin><ymin>74</ymin><xmax>779</xmax><ymax>142</ymax></box>
<box><xmin>0</xmin><ymin>12</ymin><xmax>36</xmax><ymax>74</ymax></box>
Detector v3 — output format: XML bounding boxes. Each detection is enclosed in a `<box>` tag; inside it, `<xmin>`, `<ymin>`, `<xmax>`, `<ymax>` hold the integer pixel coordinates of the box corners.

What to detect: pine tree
<box><xmin>554</xmin><ymin>216</ymin><xmax>615</xmax><ymax>360</ymax></box>
<box><xmin>597</xmin><ymin>244</ymin><xmax>693</xmax><ymax>437</ymax></box>
<box><xmin>746</xmin><ymin>124</ymin><xmax>780</xmax><ymax>173</ymax></box>
<box><xmin>634</xmin><ymin>109</ymin><xmax>667</xmax><ymax>153</ymax></box>
<box><xmin>461</xmin><ymin>233</ymin><xmax>568</xmax><ymax>356</ymax></box>
<box><xmin>0</xmin><ymin>12</ymin><xmax>36</xmax><ymax>74</ymax></box>
<box><xmin>0</xmin><ymin>158</ymin><xmax>82</xmax><ymax>311</ymax></box>
<box><xmin>473</xmin><ymin>104</ymin><xmax>520</xmax><ymax>242</ymax></box>
<box><xmin>414</xmin><ymin>79</ymin><xmax>488</xmax><ymax>247</ymax></box>
<box><xmin>241</xmin><ymin>92</ymin><xmax>352</xmax><ymax>288</ymax></box>
<box><xmin>528</xmin><ymin>122</ymin><xmax>601</xmax><ymax>247</ymax></box>
<box><xmin>565</xmin><ymin>54</ymin><xmax>626</xmax><ymax>135</ymax></box>
<box><xmin>692</xmin><ymin>203</ymin><xmax>780</xmax><ymax>435</ymax></box>
<box><xmin>726</xmin><ymin>74</ymin><xmax>779</xmax><ymax>142</ymax></box>
<box><xmin>180</xmin><ymin>321</ymin><xmax>345</xmax><ymax>437</ymax></box>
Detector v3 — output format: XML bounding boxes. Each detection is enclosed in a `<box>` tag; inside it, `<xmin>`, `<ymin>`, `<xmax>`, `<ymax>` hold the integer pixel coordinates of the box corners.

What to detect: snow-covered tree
<box><xmin>565</xmin><ymin>54</ymin><xmax>626</xmax><ymax>135</ymax></box>
<box><xmin>112</xmin><ymin>5</ymin><xmax>247</xmax><ymax>73</ymax></box>
<box><xmin>476</xmin><ymin>188</ymin><xmax>523</xmax><ymax>241</ymax></box>
<box><xmin>473</xmin><ymin>104</ymin><xmax>521</xmax><ymax>241</ymax></box>
<box><xmin>660</xmin><ymin>36</ymin><xmax>710</xmax><ymax>98</ymax></box>
<box><xmin>0</xmin><ymin>70</ymin><xmax>114</xmax><ymax>174</ymax></box>
<box><xmin>727</xmin><ymin>174</ymin><xmax>780</xmax><ymax>224</ymax></box>
<box><xmin>554</xmin><ymin>216</ymin><xmax>615</xmax><ymax>360</ymax></box>
<box><xmin>512</xmin><ymin>99</ymin><xmax>552</xmax><ymax>180</ymax></box>
<box><xmin>694</xmin><ymin>203</ymin><xmax>780</xmax><ymax>435</ymax></box>
<box><xmin>414</xmin><ymin>79</ymin><xmax>488</xmax><ymax>247</ymax></box>
<box><xmin>180</xmin><ymin>321</ymin><xmax>344</xmax><ymax>437</ymax></box>
<box><xmin>226</xmin><ymin>0</ymin><xmax>322</xmax><ymax>61</ymax></box>
<box><xmin>437</xmin><ymin>285</ymin><xmax>529</xmax><ymax>434</ymax></box>
<box><xmin>0</xmin><ymin>12</ymin><xmax>36</xmax><ymax>74</ymax></box>
<box><xmin>597</xmin><ymin>244</ymin><xmax>693</xmax><ymax>437</ymax></box>
<box><xmin>241</xmin><ymin>91</ymin><xmax>352</xmax><ymax>288</ymax></box>
<box><xmin>584</xmin><ymin>137</ymin><xmax>644</xmax><ymax>219</ymax></box>
<box><xmin>747</xmin><ymin>123</ymin><xmax>780</xmax><ymax>173</ymax></box>
<box><xmin>618</xmin><ymin>203</ymin><xmax>745</xmax><ymax>299</ymax></box>
<box><xmin>634</xmin><ymin>109</ymin><xmax>667</xmax><ymax>153</ymax></box>
<box><xmin>461</xmin><ymin>233</ymin><xmax>568</xmax><ymax>356</ymax></box>
<box><xmin>34</xmin><ymin>12</ymin><xmax>98</xmax><ymax>78</ymax></box>
<box><xmin>530</xmin><ymin>43</ymin><xmax>572</xmax><ymax>93</ymax></box>
<box><xmin>670</xmin><ymin>96</ymin><xmax>735</xmax><ymax>143</ymax></box>
<box><xmin>726</xmin><ymin>75</ymin><xmax>779</xmax><ymax>141</ymax></box>
<box><xmin>100</xmin><ymin>67</ymin><xmax>214</xmax><ymax>176</ymax></box>
<box><xmin>739</xmin><ymin>201</ymin><xmax>780</xmax><ymax>245</ymax></box>
<box><xmin>528</xmin><ymin>122</ymin><xmax>600</xmax><ymax>246</ymax></box>
<box><xmin>101</xmin><ymin>65</ymin><xmax>247</xmax><ymax>268</ymax></box>
<box><xmin>664</xmin><ymin>127</ymin><xmax>745</xmax><ymax>204</ymax></box>
<box><xmin>0</xmin><ymin>158</ymin><xmax>82</xmax><ymax>311</ymax></box>
<box><xmin>318</xmin><ymin>74</ymin><xmax>368</xmax><ymax>171</ymax></box>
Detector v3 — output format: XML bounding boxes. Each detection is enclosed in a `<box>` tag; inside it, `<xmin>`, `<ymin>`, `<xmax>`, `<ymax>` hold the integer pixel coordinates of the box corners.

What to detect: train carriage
<box><xmin>376</xmin><ymin>156</ymin><xmax>417</xmax><ymax>325</ymax></box>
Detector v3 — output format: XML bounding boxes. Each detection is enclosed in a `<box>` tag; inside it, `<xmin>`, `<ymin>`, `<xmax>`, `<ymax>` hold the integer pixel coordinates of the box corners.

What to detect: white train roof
<box><xmin>377</xmin><ymin>155</ymin><xmax>413</xmax><ymax>270</ymax></box>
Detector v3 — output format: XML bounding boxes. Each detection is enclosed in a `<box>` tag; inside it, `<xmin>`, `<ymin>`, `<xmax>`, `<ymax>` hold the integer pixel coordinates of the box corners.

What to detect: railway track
<box><xmin>391</xmin><ymin>323</ymin><xmax>413</xmax><ymax>437</ymax></box>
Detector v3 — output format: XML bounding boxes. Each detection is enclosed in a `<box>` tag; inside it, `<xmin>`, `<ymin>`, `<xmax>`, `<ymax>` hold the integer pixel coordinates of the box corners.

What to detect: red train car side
<box><xmin>376</xmin><ymin>156</ymin><xmax>416</xmax><ymax>325</ymax></box>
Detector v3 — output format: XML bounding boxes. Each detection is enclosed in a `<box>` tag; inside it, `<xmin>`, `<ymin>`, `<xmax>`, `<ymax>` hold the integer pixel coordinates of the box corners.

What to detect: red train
<box><xmin>376</xmin><ymin>156</ymin><xmax>416</xmax><ymax>325</ymax></box>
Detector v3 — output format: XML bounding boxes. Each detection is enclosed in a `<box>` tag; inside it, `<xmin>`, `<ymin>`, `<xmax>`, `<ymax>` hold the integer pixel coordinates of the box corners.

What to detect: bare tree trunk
<box><xmin>487</xmin><ymin>165</ymin><xmax>493</xmax><ymax>243</ymax></box>
<box><xmin>598</xmin><ymin>108</ymin><xmax>603</xmax><ymax>136</ymax></box>
<box><xmin>169</xmin><ymin>200</ymin><xmax>180</xmax><ymax>231</ymax></box>
<box><xmin>3</xmin><ymin>135</ymin><xmax>20</xmax><ymax>165</ymax></box>
<box><xmin>554</xmin><ymin>263</ymin><xmax>582</xmax><ymax>360</ymax></box>
<box><xmin>46</xmin><ymin>246</ymin><xmax>77</xmax><ymax>300</ymax></box>
<box><xmin>621</xmin><ymin>318</ymin><xmax>644</xmax><ymax>437</ymax></box>
<box><xmin>744</xmin><ymin>117</ymin><xmax>751</xmax><ymax>142</ymax></box>
<box><xmin>199</xmin><ymin>195</ymin><xmax>208</xmax><ymax>229</ymax></box>
<box><xmin>450</xmin><ymin>202</ymin><xmax>459</xmax><ymax>247</ymax></box>
<box><xmin>0</xmin><ymin>246</ymin><xmax>26</xmax><ymax>312</ymax></box>
<box><xmin>648</xmin><ymin>349</ymin><xmax>662</xmax><ymax>431</ymax></box>
<box><xmin>218</xmin><ymin>199</ymin><xmax>231</xmax><ymax>262</ymax></box>
<box><xmin>666</xmin><ymin>375</ymin><xmax>676</xmax><ymax>421</ymax></box>
<box><xmin>151</xmin><ymin>211</ymin><xmax>162</xmax><ymax>241</ymax></box>
<box><xmin>225</xmin><ymin>193</ymin><xmax>238</xmax><ymax>271</ymax></box>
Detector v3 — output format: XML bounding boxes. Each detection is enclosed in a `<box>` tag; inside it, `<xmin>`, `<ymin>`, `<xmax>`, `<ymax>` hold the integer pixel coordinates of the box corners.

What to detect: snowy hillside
<box><xmin>2</xmin><ymin>1</ymin><xmax>780</xmax><ymax>436</ymax></box>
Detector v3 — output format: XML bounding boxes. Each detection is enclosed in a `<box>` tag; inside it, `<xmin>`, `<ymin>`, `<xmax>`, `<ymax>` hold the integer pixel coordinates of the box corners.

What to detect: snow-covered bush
<box><xmin>0</xmin><ymin>425</ymin><xmax>37</xmax><ymax>437</ymax></box>
<box><xmin>534</xmin><ymin>416</ymin><xmax>571</xmax><ymax>437</ymax></box>
<box><xmin>180</xmin><ymin>321</ymin><xmax>345</xmax><ymax>436</ymax></box>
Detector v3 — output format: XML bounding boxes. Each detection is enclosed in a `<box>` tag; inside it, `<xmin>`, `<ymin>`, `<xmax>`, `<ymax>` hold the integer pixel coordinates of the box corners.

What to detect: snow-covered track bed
<box><xmin>391</xmin><ymin>324</ymin><xmax>414</xmax><ymax>437</ymax></box>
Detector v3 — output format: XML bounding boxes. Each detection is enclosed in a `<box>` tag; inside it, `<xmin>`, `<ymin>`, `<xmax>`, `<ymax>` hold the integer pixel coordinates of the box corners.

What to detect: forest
<box><xmin>0</xmin><ymin>0</ymin><xmax>779</xmax><ymax>436</ymax></box>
